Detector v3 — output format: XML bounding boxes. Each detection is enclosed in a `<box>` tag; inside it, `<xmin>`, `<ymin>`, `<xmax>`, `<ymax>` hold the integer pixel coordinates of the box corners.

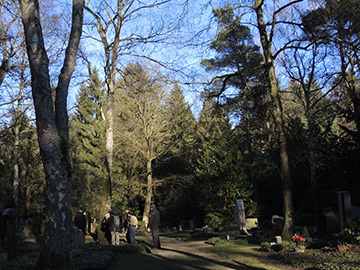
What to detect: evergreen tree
<box><xmin>302</xmin><ymin>0</ymin><xmax>360</xmax><ymax>145</ymax></box>
<box><xmin>154</xmin><ymin>84</ymin><xmax>198</xmax><ymax>223</ymax></box>
<box><xmin>70</xmin><ymin>68</ymin><xmax>107</xmax><ymax>218</ymax></box>
<box><xmin>194</xmin><ymin>100</ymin><xmax>254</xmax><ymax>226</ymax></box>
<box><xmin>201</xmin><ymin>5</ymin><xmax>269</xmax><ymax>215</ymax></box>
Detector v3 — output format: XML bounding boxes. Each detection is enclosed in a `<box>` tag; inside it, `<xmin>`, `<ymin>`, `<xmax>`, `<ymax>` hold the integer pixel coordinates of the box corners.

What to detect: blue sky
<box><xmin>63</xmin><ymin>0</ymin><xmax>225</xmax><ymax>118</ymax></box>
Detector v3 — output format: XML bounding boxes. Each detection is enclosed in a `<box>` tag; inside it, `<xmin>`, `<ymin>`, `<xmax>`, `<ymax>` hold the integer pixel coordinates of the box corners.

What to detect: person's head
<box><xmin>150</xmin><ymin>204</ymin><xmax>156</xmax><ymax>211</ymax></box>
<box><xmin>79</xmin><ymin>207</ymin><xmax>83</xmax><ymax>212</ymax></box>
<box><xmin>125</xmin><ymin>207</ymin><xmax>130</xmax><ymax>213</ymax></box>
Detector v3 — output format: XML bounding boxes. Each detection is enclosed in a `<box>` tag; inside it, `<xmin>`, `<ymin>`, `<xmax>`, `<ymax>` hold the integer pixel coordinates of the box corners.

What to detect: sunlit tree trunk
<box><xmin>143</xmin><ymin>156</ymin><xmax>153</xmax><ymax>227</ymax></box>
<box><xmin>19</xmin><ymin>0</ymin><xmax>84</xmax><ymax>268</ymax></box>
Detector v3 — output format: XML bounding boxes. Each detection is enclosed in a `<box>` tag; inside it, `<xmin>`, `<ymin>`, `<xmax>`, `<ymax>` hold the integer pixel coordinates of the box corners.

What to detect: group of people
<box><xmin>101</xmin><ymin>207</ymin><xmax>138</xmax><ymax>245</ymax></box>
<box><xmin>73</xmin><ymin>204</ymin><xmax>161</xmax><ymax>249</ymax></box>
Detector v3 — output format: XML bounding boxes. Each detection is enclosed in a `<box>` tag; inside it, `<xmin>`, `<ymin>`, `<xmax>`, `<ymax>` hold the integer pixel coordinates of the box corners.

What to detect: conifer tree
<box><xmin>194</xmin><ymin>100</ymin><xmax>254</xmax><ymax>225</ymax></box>
<box><xmin>155</xmin><ymin>84</ymin><xmax>198</xmax><ymax>222</ymax></box>
<box><xmin>70</xmin><ymin>68</ymin><xmax>107</xmax><ymax>218</ymax></box>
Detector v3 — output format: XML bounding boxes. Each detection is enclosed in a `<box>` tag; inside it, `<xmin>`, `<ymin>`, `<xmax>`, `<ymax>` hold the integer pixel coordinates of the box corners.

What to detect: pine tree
<box><xmin>70</xmin><ymin>68</ymin><xmax>107</xmax><ymax>218</ymax></box>
<box><xmin>154</xmin><ymin>83</ymin><xmax>198</xmax><ymax>222</ymax></box>
<box><xmin>194</xmin><ymin>100</ymin><xmax>254</xmax><ymax>225</ymax></box>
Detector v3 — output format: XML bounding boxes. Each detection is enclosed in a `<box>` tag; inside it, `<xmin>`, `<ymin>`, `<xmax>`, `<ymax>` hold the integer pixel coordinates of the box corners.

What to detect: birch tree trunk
<box><xmin>19</xmin><ymin>0</ymin><xmax>84</xmax><ymax>268</ymax></box>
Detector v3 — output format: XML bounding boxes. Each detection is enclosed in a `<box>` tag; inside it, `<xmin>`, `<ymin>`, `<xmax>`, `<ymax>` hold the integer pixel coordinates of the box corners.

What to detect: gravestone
<box><xmin>2</xmin><ymin>208</ymin><xmax>17</xmax><ymax>261</ymax></box>
<box><xmin>236</xmin><ymin>199</ymin><xmax>246</xmax><ymax>231</ymax></box>
<box><xmin>271</xmin><ymin>215</ymin><xmax>284</xmax><ymax>236</ymax></box>
<box><xmin>318</xmin><ymin>208</ymin><xmax>339</xmax><ymax>236</ymax></box>
<box><xmin>72</xmin><ymin>227</ymin><xmax>85</xmax><ymax>249</ymax></box>
<box><xmin>337</xmin><ymin>191</ymin><xmax>352</xmax><ymax>231</ymax></box>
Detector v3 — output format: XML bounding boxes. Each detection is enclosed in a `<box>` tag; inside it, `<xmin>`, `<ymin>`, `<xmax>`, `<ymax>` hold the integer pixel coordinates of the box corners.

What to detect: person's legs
<box><xmin>129</xmin><ymin>226</ymin><xmax>136</xmax><ymax>242</ymax></box>
<box><xmin>126</xmin><ymin>229</ymin><xmax>131</xmax><ymax>243</ymax></box>
<box><xmin>111</xmin><ymin>231</ymin><xmax>116</xmax><ymax>245</ymax></box>
<box><xmin>152</xmin><ymin>229</ymin><xmax>160</xmax><ymax>249</ymax></box>
<box><xmin>115</xmin><ymin>232</ymin><xmax>120</xmax><ymax>245</ymax></box>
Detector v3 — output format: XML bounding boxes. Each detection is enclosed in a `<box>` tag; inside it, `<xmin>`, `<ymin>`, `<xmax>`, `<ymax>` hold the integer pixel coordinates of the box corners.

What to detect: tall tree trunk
<box><xmin>13</xmin><ymin>120</ymin><xmax>20</xmax><ymax>207</ymax></box>
<box><xmin>13</xmin><ymin>46</ymin><xmax>27</xmax><ymax>211</ymax></box>
<box><xmin>254</xmin><ymin>0</ymin><xmax>294</xmax><ymax>237</ymax></box>
<box><xmin>304</xmin><ymin>88</ymin><xmax>317</xmax><ymax>188</ymax></box>
<box><xmin>143</xmin><ymin>157</ymin><xmax>153</xmax><ymax>227</ymax></box>
<box><xmin>19</xmin><ymin>0</ymin><xmax>84</xmax><ymax>268</ymax></box>
<box><xmin>85</xmin><ymin>0</ymin><xmax>124</xmax><ymax>213</ymax></box>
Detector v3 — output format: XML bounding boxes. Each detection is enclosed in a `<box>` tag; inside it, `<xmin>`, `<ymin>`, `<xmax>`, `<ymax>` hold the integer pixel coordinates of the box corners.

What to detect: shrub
<box><xmin>73</xmin><ymin>250</ymin><xmax>114</xmax><ymax>270</ymax></box>
<box><xmin>301</xmin><ymin>226</ymin><xmax>310</xmax><ymax>238</ymax></box>
<box><xmin>137</xmin><ymin>220</ymin><xmax>146</xmax><ymax>230</ymax></box>
<box><xmin>281</xmin><ymin>240</ymin><xmax>297</xmax><ymax>251</ymax></box>
<box><xmin>337</xmin><ymin>218</ymin><xmax>360</xmax><ymax>244</ymax></box>
<box><xmin>204</xmin><ymin>212</ymin><xmax>224</xmax><ymax>231</ymax></box>
<box><xmin>259</xmin><ymin>242</ymin><xmax>271</xmax><ymax>252</ymax></box>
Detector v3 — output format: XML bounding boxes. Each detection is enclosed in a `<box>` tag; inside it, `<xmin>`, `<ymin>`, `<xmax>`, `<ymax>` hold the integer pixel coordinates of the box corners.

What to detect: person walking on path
<box><xmin>148</xmin><ymin>204</ymin><xmax>161</xmax><ymax>249</ymax></box>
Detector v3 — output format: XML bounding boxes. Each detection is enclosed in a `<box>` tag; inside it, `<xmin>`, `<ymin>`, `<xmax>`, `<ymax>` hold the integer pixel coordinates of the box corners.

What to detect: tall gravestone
<box><xmin>338</xmin><ymin>191</ymin><xmax>352</xmax><ymax>231</ymax></box>
<box><xmin>236</xmin><ymin>199</ymin><xmax>247</xmax><ymax>232</ymax></box>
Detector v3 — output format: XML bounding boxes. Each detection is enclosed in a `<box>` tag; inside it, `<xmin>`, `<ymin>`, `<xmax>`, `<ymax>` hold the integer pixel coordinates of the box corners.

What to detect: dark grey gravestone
<box><xmin>337</xmin><ymin>191</ymin><xmax>352</xmax><ymax>231</ymax></box>
<box><xmin>271</xmin><ymin>215</ymin><xmax>284</xmax><ymax>236</ymax></box>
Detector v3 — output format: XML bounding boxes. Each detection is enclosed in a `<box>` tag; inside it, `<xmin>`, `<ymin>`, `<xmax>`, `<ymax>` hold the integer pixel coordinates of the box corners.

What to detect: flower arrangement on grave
<box><xmin>292</xmin><ymin>234</ymin><xmax>306</xmax><ymax>251</ymax></box>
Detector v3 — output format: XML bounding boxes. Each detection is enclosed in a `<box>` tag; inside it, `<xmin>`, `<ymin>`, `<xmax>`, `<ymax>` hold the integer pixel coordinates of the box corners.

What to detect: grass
<box><xmin>197</xmin><ymin>234</ymin><xmax>360</xmax><ymax>270</ymax></box>
<box><xmin>198</xmin><ymin>241</ymin><xmax>292</xmax><ymax>270</ymax></box>
<box><xmin>2</xmin><ymin>230</ymin><xmax>360</xmax><ymax>270</ymax></box>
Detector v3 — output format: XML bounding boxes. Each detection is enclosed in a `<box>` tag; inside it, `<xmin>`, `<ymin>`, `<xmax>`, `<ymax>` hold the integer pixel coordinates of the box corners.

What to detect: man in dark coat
<box><xmin>74</xmin><ymin>208</ymin><xmax>87</xmax><ymax>235</ymax></box>
<box><xmin>148</xmin><ymin>204</ymin><xmax>161</xmax><ymax>249</ymax></box>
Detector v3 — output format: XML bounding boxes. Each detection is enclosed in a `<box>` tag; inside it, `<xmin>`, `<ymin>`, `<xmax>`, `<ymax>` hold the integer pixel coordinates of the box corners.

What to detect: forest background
<box><xmin>0</xmin><ymin>0</ymin><xmax>359</xmax><ymax>260</ymax></box>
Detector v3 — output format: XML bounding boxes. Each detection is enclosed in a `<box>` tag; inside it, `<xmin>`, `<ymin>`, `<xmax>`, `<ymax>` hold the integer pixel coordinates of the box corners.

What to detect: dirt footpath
<box><xmin>148</xmin><ymin>234</ymin><xmax>255</xmax><ymax>270</ymax></box>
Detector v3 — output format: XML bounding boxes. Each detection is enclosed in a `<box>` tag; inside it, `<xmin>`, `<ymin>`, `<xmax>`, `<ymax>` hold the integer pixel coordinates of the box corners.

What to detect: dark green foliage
<box><xmin>270</xmin><ymin>249</ymin><xmax>360</xmax><ymax>270</ymax></box>
<box><xmin>0</xmin><ymin>253</ymin><xmax>39</xmax><ymax>270</ymax></box>
<box><xmin>70</xmin><ymin>68</ymin><xmax>107</xmax><ymax>219</ymax></box>
<box><xmin>204</xmin><ymin>212</ymin><xmax>224</xmax><ymax>231</ymax></box>
<box><xmin>154</xmin><ymin>84</ymin><xmax>198</xmax><ymax>223</ymax></box>
<box><xmin>194</xmin><ymin>100</ymin><xmax>255</xmax><ymax>226</ymax></box>
<box><xmin>0</xmin><ymin>115</ymin><xmax>44</xmax><ymax>217</ymax></box>
<box><xmin>337</xmin><ymin>218</ymin><xmax>360</xmax><ymax>244</ymax></box>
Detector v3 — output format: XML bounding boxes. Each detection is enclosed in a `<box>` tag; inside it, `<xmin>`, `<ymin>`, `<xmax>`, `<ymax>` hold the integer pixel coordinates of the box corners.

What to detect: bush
<box><xmin>259</xmin><ymin>242</ymin><xmax>271</xmax><ymax>252</ymax></box>
<box><xmin>137</xmin><ymin>220</ymin><xmax>146</xmax><ymax>230</ymax></box>
<box><xmin>301</xmin><ymin>226</ymin><xmax>310</xmax><ymax>238</ymax></box>
<box><xmin>281</xmin><ymin>240</ymin><xmax>297</xmax><ymax>251</ymax></box>
<box><xmin>73</xmin><ymin>249</ymin><xmax>114</xmax><ymax>270</ymax></box>
<box><xmin>270</xmin><ymin>249</ymin><xmax>360</xmax><ymax>270</ymax></box>
<box><xmin>337</xmin><ymin>218</ymin><xmax>360</xmax><ymax>245</ymax></box>
<box><xmin>204</xmin><ymin>212</ymin><xmax>224</xmax><ymax>231</ymax></box>
<box><xmin>0</xmin><ymin>253</ymin><xmax>39</xmax><ymax>270</ymax></box>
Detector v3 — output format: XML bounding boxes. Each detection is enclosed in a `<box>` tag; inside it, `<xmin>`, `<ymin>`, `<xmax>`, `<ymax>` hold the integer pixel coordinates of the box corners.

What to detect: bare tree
<box><xmin>84</xmin><ymin>0</ymin><xmax>185</xmax><ymax>216</ymax></box>
<box><xmin>19</xmin><ymin>0</ymin><xmax>84</xmax><ymax>268</ymax></box>
<box><xmin>116</xmin><ymin>62</ymin><xmax>169</xmax><ymax>225</ymax></box>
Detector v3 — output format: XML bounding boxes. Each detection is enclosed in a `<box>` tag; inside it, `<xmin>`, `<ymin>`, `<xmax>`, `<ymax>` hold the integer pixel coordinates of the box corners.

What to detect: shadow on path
<box><xmin>151</xmin><ymin>245</ymin><xmax>267</xmax><ymax>270</ymax></box>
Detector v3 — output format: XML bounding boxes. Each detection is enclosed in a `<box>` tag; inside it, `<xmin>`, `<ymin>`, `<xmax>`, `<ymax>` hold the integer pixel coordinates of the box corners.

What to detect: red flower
<box><xmin>292</xmin><ymin>234</ymin><xmax>306</xmax><ymax>243</ymax></box>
